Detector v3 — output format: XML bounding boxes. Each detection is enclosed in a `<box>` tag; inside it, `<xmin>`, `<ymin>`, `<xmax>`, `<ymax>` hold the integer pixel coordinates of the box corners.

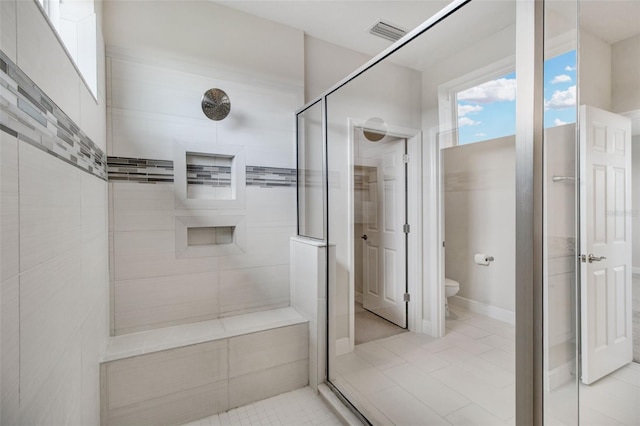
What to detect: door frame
<box><xmin>344</xmin><ymin>118</ymin><xmax>422</xmax><ymax>353</ymax></box>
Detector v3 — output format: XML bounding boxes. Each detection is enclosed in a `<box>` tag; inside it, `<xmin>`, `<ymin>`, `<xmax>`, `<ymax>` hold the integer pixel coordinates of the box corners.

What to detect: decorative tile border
<box><xmin>107</xmin><ymin>157</ymin><xmax>174</xmax><ymax>183</ymax></box>
<box><xmin>246</xmin><ymin>165</ymin><xmax>296</xmax><ymax>188</ymax></box>
<box><xmin>187</xmin><ymin>164</ymin><xmax>231</xmax><ymax>187</ymax></box>
<box><xmin>0</xmin><ymin>50</ymin><xmax>106</xmax><ymax>180</ymax></box>
<box><xmin>108</xmin><ymin>156</ymin><xmax>296</xmax><ymax>188</ymax></box>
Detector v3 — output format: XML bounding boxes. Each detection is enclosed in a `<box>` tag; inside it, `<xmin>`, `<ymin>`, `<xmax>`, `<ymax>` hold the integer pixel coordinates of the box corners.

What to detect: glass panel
<box><xmin>297</xmin><ymin>100</ymin><xmax>325</xmax><ymax>240</ymax></box>
<box><xmin>325</xmin><ymin>1</ymin><xmax>518</xmax><ymax>424</ymax></box>
<box><xmin>543</xmin><ymin>1</ymin><xmax>579</xmax><ymax>424</ymax></box>
<box><xmin>577</xmin><ymin>1</ymin><xmax>640</xmax><ymax>424</ymax></box>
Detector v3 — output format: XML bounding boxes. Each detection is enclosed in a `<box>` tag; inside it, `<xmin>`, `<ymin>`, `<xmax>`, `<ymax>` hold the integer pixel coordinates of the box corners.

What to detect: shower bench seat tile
<box><xmin>100</xmin><ymin>308</ymin><xmax>310</xmax><ymax>426</ymax></box>
<box><xmin>101</xmin><ymin>307</ymin><xmax>307</xmax><ymax>362</ymax></box>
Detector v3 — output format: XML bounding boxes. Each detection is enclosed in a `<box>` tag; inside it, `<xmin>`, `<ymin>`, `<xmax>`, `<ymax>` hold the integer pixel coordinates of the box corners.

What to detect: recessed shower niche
<box><xmin>173</xmin><ymin>142</ymin><xmax>248</xmax><ymax>258</ymax></box>
<box><xmin>174</xmin><ymin>143</ymin><xmax>246</xmax><ymax>210</ymax></box>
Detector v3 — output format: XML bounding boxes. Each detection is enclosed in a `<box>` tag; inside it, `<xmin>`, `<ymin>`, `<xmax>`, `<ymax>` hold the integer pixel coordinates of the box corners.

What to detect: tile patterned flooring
<box><xmin>180</xmin><ymin>387</ymin><xmax>343</xmax><ymax>426</ymax></box>
<box><xmin>332</xmin><ymin>307</ymin><xmax>640</xmax><ymax>426</ymax></box>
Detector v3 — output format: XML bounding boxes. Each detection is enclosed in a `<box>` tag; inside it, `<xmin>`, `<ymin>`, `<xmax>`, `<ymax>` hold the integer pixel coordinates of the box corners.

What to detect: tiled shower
<box><xmin>0</xmin><ymin>0</ymin><xmax>316</xmax><ymax>424</ymax></box>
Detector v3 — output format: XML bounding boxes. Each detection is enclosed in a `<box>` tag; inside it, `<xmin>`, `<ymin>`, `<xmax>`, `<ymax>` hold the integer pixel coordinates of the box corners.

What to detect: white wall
<box><xmin>580</xmin><ymin>30</ymin><xmax>612</xmax><ymax>111</ymax></box>
<box><xmin>0</xmin><ymin>0</ymin><xmax>108</xmax><ymax>424</ymax></box>
<box><xmin>612</xmin><ymin>34</ymin><xmax>640</xmax><ymax>114</ymax></box>
<box><xmin>304</xmin><ymin>36</ymin><xmax>371</xmax><ymax>103</ymax></box>
<box><xmin>443</xmin><ymin>136</ymin><xmax>516</xmax><ymax>314</ymax></box>
<box><xmin>103</xmin><ymin>1</ymin><xmax>304</xmax><ymax>334</ymax></box>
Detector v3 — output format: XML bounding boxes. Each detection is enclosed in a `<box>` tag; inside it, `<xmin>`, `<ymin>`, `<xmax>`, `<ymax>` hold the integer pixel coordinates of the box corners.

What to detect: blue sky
<box><xmin>457</xmin><ymin>50</ymin><xmax>577</xmax><ymax>145</ymax></box>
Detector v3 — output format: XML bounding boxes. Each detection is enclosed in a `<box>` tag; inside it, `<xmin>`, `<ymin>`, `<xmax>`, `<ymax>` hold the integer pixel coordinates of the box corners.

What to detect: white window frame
<box><xmin>437</xmin><ymin>30</ymin><xmax>577</xmax><ymax>148</ymax></box>
<box><xmin>437</xmin><ymin>56</ymin><xmax>515</xmax><ymax>148</ymax></box>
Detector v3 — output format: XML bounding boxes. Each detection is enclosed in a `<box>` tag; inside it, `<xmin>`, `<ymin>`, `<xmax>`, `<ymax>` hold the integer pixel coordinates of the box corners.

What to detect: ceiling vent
<box><xmin>369</xmin><ymin>20</ymin><xmax>407</xmax><ymax>42</ymax></box>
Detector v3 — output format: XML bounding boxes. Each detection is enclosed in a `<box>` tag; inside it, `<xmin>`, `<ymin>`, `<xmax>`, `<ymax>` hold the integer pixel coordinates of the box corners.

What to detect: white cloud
<box><xmin>458</xmin><ymin>104</ymin><xmax>483</xmax><ymax>117</ymax></box>
<box><xmin>475</xmin><ymin>133</ymin><xmax>487</xmax><ymax>137</ymax></box>
<box><xmin>565</xmin><ymin>65</ymin><xmax>576</xmax><ymax>71</ymax></box>
<box><xmin>459</xmin><ymin>117</ymin><xmax>481</xmax><ymax>127</ymax></box>
<box><xmin>551</xmin><ymin>74</ymin><xmax>572</xmax><ymax>84</ymax></box>
<box><xmin>545</xmin><ymin>85</ymin><xmax>576</xmax><ymax>110</ymax></box>
<box><xmin>457</xmin><ymin>78</ymin><xmax>516</xmax><ymax>104</ymax></box>
<box><xmin>554</xmin><ymin>118</ymin><xmax>568</xmax><ymax>126</ymax></box>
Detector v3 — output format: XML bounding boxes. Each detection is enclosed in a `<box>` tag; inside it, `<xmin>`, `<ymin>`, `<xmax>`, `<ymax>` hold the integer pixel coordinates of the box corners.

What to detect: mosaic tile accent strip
<box><xmin>107</xmin><ymin>156</ymin><xmax>297</xmax><ymax>188</ymax></box>
<box><xmin>107</xmin><ymin>157</ymin><xmax>174</xmax><ymax>183</ymax></box>
<box><xmin>246</xmin><ymin>165</ymin><xmax>296</xmax><ymax>188</ymax></box>
<box><xmin>187</xmin><ymin>164</ymin><xmax>231</xmax><ymax>187</ymax></box>
<box><xmin>0</xmin><ymin>50</ymin><xmax>106</xmax><ymax>180</ymax></box>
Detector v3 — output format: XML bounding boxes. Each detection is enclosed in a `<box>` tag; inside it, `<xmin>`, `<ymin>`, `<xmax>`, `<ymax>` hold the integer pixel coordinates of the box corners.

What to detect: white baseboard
<box><xmin>450</xmin><ymin>295</ymin><xmax>516</xmax><ymax>325</ymax></box>
<box><xmin>335</xmin><ymin>337</ymin><xmax>352</xmax><ymax>356</ymax></box>
<box><xmin>545</xmin><ymin>361</ymin><xmax>575</xmax><ymax>392</ymax></box>
<box><xmin>632</xmin><ymin>267</ymin><xmax>640</xmax><ymax>275</ymax></box>
<box><xmin>354</xmin><ymin>291</ymin><xmax>363</xmax><ymax>305</ymax></box>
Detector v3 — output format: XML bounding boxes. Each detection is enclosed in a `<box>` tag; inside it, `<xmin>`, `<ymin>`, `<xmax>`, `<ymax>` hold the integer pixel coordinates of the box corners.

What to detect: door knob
<box><xmin>361</xmin><ymin>234</ymin><xmax>368</xmax><ymax>240</ymax></box>
<box><xmin>588</xmin><ymin>254</ymin><xmax>606</xmax><ymax>263</ymax></box>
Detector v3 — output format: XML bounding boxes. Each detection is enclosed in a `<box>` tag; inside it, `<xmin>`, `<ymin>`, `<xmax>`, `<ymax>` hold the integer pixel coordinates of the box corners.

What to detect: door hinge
<box><xmin>403</xmin><ymin>154</ymin><xmax>410</xmax><ymax>163</ymax></box>
<box><xmin>404</xmin><ymin>293</ymin><xmax>410</xmax><ymax>302</ymax></box>
<box><xmin>403</xmin><ymin>223</ymin><xmax>410</xmax><ymax>233</ymax></box>
<box><xmin>442</xmin><ymin>241</ymin><xmax>445</xmax><ymax>248</ymax></box>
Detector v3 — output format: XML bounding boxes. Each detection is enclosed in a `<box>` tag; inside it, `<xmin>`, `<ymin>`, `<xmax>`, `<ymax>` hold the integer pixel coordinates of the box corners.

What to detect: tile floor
<box><xmin>180</xmin><ymin>387</ymin><xmax>343</xmax><ymax>426</ymax></box>
<box><xmin>332</xmin><ymin>307</ymin><xmax>640</xmax><ymax>426</ymax></box>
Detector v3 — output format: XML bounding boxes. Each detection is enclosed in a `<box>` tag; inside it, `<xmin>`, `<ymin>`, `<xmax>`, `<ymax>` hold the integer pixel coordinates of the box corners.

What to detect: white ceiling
<box><xmin>216</xmin><ymin>0</ymin><xmax>452</xmax><ymax>58</ymax></box>
<box><xmin>217</xmin><ymin>0</ymin><xmax>640</xmax><ymax>60</ymax></box>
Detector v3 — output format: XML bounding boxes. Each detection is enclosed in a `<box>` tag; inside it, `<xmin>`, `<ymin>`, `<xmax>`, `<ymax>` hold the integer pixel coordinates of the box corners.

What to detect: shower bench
<box><xmin>99</xmin><ymin>307</ymin><xmax>309</xmax><ymax>426</ymax></box>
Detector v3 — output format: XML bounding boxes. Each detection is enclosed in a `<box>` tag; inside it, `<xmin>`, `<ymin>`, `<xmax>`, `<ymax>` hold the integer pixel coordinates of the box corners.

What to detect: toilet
<box><xmin>445</xmin><ymin>278</ymin><xmax>460</xmax><ymax>318</ymax></box>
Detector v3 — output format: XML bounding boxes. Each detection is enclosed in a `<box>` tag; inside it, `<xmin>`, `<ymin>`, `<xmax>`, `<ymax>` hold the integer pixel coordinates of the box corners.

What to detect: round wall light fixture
<box><xmin>362</xmin><ymin>117</ymin><xmax>387</xmax><ymax>142</ymax></box>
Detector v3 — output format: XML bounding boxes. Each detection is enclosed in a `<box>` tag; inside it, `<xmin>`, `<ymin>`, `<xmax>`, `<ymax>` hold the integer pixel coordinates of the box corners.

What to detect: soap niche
<box><xmin>174</xmin><ymin>143</ymin><xmax>246</xmax><ymax>210</ymax></box>
<box><xmin>186</xmin><ymin>153</ymin><xmax>233</xmax><ymax>200</ymax></box>
<box><xmin>187</xmin><ymin>226</ymin><xmax>235</xmax><ymax>246</ymax></box>
<box><xmin>176</xmin><ymin>216</ymin><xmax>246</xmax><ymax>258</ymax></box>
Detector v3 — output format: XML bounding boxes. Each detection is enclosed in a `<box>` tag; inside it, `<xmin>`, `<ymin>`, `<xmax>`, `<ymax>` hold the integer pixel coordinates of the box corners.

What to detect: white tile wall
<box><xmin>229</xmin><ymin>324</ymin><xmax>308</xmax><ymax>377</ymax></box>
<box><xmin>109</xmin><ymin>107</ymin><xmax>217</xmax><ymax>160</ymax></box>
<box><xmin>0</xmin><ymin>276</ymin><xmax>19</xmax><ymax>425</ymax></box>
<box><xmin>0</xmin><ymin>131</ymin><xmax>19</xmax><ymax>281</ymax></box>
<box><xmin>1</xmin><ymin>0</ymin><xmax>109</xmax><ymax>423</ymax></box>
<box><xmin>106</xmin><ymin>50</ymin><xmax>298</xmax><ymax>333</ymax></box>
<box><xmin>114</xmin><ymin>271</ymin><xmax>219</xmax><ymax>334</ymax></box>
<box><xmin>19</xmin><ymin>143</ymin><xmax>81</xmax><ymax>272</ymax></box>
<box><xmin>81</xmin><ymin>290</ymin><xmax>109</xmax><ymax>426</ymax></box>
<box><xmin>105</xmin><ymin>341</ymin><xmax>228</xmax><ymax>409</ymax></box>
<box><xmin>219</xmin><ymin>264</ymin><xmax>289</xmax><ymax>315</ymax></box>
<box><xmin>16</xmin><ymin>0</ymin><xmax>81</xmax><ymax>124</ymax></box>
<box><xmin>229</xmin><ymin>359</ymin><xmax>309</xmax><ymax>409</ymax></box>
<box><xmin>112</xmin><ymin>182</ymin><xmax>175</xmax><ymax>231</ymax></box>
<box><xmin>20</xmin><ymin>331</ymin><xmax>83</xmax><ymax>426</ymax></box>
<box><xmin>113</xmin><ymin>229</ymin><xmax>218</xmax><ymax>280</ymax></box>
<box><xmin>82</xmin><ymin>235</ymin><xmax>109</xmax><ymax>322</ymax></box>
<box><xmin>0</xmin><ymin>0</ymin><xmax>17</xmax><ymax>62</ymax></box>
<box><xmin>82</xmin><ymin>173</ymin><xmax>109</xmax><ymax>242</ymax></box>
<box><xmin>19</xmin><ymin>248</ymin><xmax>83</xmax><ymax>407</ymax></box>
<box><xmin>80</xmin><ymin>88</ymin><xmax>107</xmax><ymax>152</ymax></box>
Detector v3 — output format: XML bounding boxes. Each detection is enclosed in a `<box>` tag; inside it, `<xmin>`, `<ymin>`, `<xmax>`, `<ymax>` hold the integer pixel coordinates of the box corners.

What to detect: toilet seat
<box><xmin>445</xmin><ymin>278</ymin><xmax>460</xmax><ymax>291</ymax></box>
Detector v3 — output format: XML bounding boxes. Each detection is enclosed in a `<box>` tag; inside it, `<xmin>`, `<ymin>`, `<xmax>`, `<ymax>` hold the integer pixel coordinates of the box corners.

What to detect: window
<box><xmin>36</xmin><ymin>0</ymin><xmax>98</xmax><ymax>97</ymax></box>
<box><xmin>444</xmin><ymin>50</ymin><xmax>577</xmax><ymax>146</ymax></box>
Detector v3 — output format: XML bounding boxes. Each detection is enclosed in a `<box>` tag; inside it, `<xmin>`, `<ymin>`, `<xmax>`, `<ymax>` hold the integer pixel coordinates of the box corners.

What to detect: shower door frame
<box><xmin>294</xmin><ymin>0</ymin><xmax>545</xmax><ymax>423</ymax></box>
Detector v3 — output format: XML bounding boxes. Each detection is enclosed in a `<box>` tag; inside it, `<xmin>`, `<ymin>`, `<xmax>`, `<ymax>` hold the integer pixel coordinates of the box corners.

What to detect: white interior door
<box><xmin>580</xmin><ymin>105</ymin><xmax>633</xmax><ymax>385</ymax></box>
<box><xmin>362</xmin><ymin>139</ymin><xmax>407</xmax><ymax>328</ymax></box>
